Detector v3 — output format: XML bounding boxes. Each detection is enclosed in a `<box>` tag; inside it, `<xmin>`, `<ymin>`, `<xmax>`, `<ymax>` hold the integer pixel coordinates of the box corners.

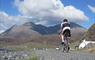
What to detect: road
<box><xmin>0</xmin><ymin>48</ymin><xmax>95</xmax><ymax>60</ymax></box>
<box><xmin>35</xmin><ymin>49</ymin><xmax>95</xmax><ymax>60</ymax></box>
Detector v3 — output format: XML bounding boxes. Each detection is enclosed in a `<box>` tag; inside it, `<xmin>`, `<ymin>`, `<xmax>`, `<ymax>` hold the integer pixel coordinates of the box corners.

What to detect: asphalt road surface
<box><xmin>35</xmin><ymin>49</ymin><xmax>95</xmax><ymax>60</ymax></box>
<box><xmin>0</xmin><ymin>48</ymin><xmax>95</xmax><ymax>60</ymax></box>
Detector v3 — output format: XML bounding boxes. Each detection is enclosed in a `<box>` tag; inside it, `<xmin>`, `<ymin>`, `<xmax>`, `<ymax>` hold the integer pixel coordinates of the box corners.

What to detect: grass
<box><xmin>70</xmin><ymin>41</ymin><xmax>80</xmax><ymax>49</ymax></box>
<box><xmin>26</xmin><ymin>56</ymin><xmax>38</xmax><ymax>60</ymax></box>
<box><xmin>26</xmin><ymin>52</ymin><xmax>39</xmax><ymax>60</ymax></box>
<box><xmin>0</xmin><ymin>42</ymin><xmax>57</xmax><ymax>51</ymax></box>
<box><xmin>0</xmin><ymin>43</ymin><xmax>40</xmax><ymax>60</ymax></box>
<box><xmin>85</xmin><ymin>48</ymin><xmax>95</xmax><ymax>53</ymax></box>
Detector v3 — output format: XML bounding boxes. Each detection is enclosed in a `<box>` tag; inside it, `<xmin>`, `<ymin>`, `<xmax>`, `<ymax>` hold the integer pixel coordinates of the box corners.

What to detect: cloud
<box><xmin>0</xmin><ymin>12</ymin><xmax>13</xmax><ymax>30</ymax></box>
<box><xmin>14</xmin><ymin>0</ymin><xmax>89</xmax><ymax>26</ymax></box>
<box><xmin>88</xmin><ymin>5</ymin><xmax>95</xmax><ymax>13</ymax></box>
<box><xmin>53</xmin><ymin>5</ymin><xmax>89</xmax><ymax>22</ymax></box>
<box><xmin>0</xmin><ymin>0</ymin><xmax>89</xmax><ymax>33</ymax></box>
<box><xmin>0</xmin><ymin>30</ymin><xmax>5</xmax><ymax>34</ymax></box>
<box><xmin>0</xmin><ymin>11</ymin><xmax>31</xmax><ymax>32</ymax></box>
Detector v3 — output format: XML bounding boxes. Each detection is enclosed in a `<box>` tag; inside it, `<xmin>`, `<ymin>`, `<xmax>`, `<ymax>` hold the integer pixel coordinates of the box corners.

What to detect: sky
<box><xmin>0</xmin><ymin>0</ymin><xmax>95</xmax><ymax>33</ymax></box>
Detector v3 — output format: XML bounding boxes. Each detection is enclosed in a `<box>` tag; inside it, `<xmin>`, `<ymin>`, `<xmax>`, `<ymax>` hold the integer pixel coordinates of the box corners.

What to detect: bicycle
<box><xmin>62</xmin><ymin>36</ymin><xmax>70</xmax><ymax>53</ymax></box>
<box><xmin>59</xmin><ymin>32</ymin><xmax>70</xmax><ymax>53</ymax></box>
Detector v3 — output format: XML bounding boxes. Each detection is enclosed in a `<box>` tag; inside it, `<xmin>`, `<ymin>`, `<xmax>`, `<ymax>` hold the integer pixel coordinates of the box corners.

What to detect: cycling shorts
<box><xmin>62</xmin><ymin>29</ymin><xmax>71</xmax><ymax>37</ymax></box>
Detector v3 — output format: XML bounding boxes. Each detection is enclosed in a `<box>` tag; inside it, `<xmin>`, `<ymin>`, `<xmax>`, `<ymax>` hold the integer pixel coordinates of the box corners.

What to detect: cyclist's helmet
<box><xmin>63</xmin><ymin>19</ymin><xmax>68</xmax><ymax>22</ymax></box>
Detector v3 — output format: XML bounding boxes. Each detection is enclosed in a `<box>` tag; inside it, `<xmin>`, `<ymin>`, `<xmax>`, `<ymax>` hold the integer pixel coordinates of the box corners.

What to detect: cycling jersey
<box><xmin>61</xmin><ymin>22</ymin><xmax>71</xmax><ymax>37</ymax></box>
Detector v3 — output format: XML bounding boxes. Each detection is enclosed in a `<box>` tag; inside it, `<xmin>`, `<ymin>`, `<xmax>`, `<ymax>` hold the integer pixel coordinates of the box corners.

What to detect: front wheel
<box><xmin>62</xmin><ymin>44</ymin><xmax>70</xmax><ymax>53</ymax></box>
<box><xmin>65</xmin><ymin>46</ymin><xmax>70</xmax><ymax>53</ymax></box>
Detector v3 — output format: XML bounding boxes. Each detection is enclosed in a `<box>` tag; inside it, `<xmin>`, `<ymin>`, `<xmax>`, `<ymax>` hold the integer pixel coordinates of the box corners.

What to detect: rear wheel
<box><xmin>65</xmin><ymin>45</ymin><xmax>70</xmax><ymax>53</ymax></box>
<box><xmin>63</xmin><ymin>37</ymin><xmax>70</xmax><ymax>53</ymax></box>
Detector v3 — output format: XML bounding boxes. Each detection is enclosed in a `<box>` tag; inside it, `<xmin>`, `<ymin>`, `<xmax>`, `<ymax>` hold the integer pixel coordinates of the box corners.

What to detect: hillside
<box><xmin>0</xmin><ymin>22</ymin><xmax>86</xmax><ymax>46</ymax></box>
<box><xmin>85</xmin><ymin>23</ymin><xmax>95</xmax><ymax>41</ymax></box>
<box><xmin>0</xmin><ymin>24</ymin><xmax>41</xmax><ymax>45</ymax></box>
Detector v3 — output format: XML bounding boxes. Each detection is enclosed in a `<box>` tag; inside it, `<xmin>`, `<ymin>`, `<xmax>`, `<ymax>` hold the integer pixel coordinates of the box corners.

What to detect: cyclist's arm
<box><xmin>60</xmin><ymin>24</ymin><xmax>63</xmax><ymax>33</ymax></box>
<box><xmin>60</xmin><ymin>23</ymin><xmax>64</xmax><ymax>35</ymax></box>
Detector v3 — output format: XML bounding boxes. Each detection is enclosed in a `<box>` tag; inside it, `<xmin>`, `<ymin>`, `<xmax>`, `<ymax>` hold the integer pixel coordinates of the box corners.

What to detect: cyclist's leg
<box><xmin>67</xmin><ymin>29</ymin><xmax>71</xmax><ymax>47</ymax></box>
<box><xmin>65</xmin><ymin>29</ymin><xmax>71</xmax><ymax>44</ymax></box>
<box><xmin>61</xmin><ymin>34</ymin><xmax>64</xmax><ymax>43</ymax></box>
<box><xmin>61</xmin><ymin>30</ymin><xmax>66</xmax><ymax>44</ymax></box>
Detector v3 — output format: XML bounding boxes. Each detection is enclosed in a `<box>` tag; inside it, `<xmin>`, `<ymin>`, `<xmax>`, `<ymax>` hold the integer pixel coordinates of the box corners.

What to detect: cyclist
<box><xmin>60</xmin><ymin>19</ymin><xmax>71</xmax><ymax>45</ymax></box>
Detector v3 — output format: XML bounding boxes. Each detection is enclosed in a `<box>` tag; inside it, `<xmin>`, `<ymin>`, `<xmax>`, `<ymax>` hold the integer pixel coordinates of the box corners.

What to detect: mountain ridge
<box><xmin>0</xmin><ymin>22</ymin><xmax>87</xmax><ymax>46</ymax></box>
<box><xmin>21</xmin><ymin>22</ymin><xmax>86</xmax><ymax>35</ymax></box>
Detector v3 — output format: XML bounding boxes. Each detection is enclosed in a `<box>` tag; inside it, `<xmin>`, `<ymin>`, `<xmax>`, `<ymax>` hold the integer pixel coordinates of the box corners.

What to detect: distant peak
<box><xmin>23</xmin><ymin>22</ymin><xmax>35</xmax><ymax>26</ymax></box>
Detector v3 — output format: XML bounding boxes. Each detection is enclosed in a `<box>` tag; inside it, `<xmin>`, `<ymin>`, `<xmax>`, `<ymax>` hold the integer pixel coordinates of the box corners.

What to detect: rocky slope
<box><xmin>84</xmin><ymin>23</ymin><xmax>95</xmax><ymax>41</ymax></box>
<box><xmin>0</xmin><ymin>22</ymin><xmax>86</xmax><ymax>46</ymax></box>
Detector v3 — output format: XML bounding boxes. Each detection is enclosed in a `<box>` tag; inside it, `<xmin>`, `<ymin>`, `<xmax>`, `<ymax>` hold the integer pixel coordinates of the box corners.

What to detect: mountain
<box><xmin>0</xmin><ymin>23</ymin><xmax>41</xmax><ymax>44</ymax></box>
<box><xmin>23</xmin><ymin>22</ymin><xmax>85</xmax><ymax>35</ymax></box>
<box><xmin>84</xmin><ymin>23</ymin><xmax>95</xmax><ymax>41</ymax></box>
<box><xmin>23</xmin><ymin>22</ymin><xmax>49</xmax><ymax>34</ymax></box>
<box><xmin>0</xmin><ymin>22</ymin><xmax>86</xmax><ymax>46</ymax></box>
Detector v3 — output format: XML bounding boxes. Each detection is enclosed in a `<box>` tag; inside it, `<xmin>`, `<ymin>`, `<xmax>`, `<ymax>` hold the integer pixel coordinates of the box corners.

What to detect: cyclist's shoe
<box><xmin>68</xmin><ymin>46</ymin><xmax>70</xmax><ymax>50</ymax></box>
<box><xmin>61</xmin><ymin>42</ymin><xmax>65</xmax><ymax>45</ymax></box>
